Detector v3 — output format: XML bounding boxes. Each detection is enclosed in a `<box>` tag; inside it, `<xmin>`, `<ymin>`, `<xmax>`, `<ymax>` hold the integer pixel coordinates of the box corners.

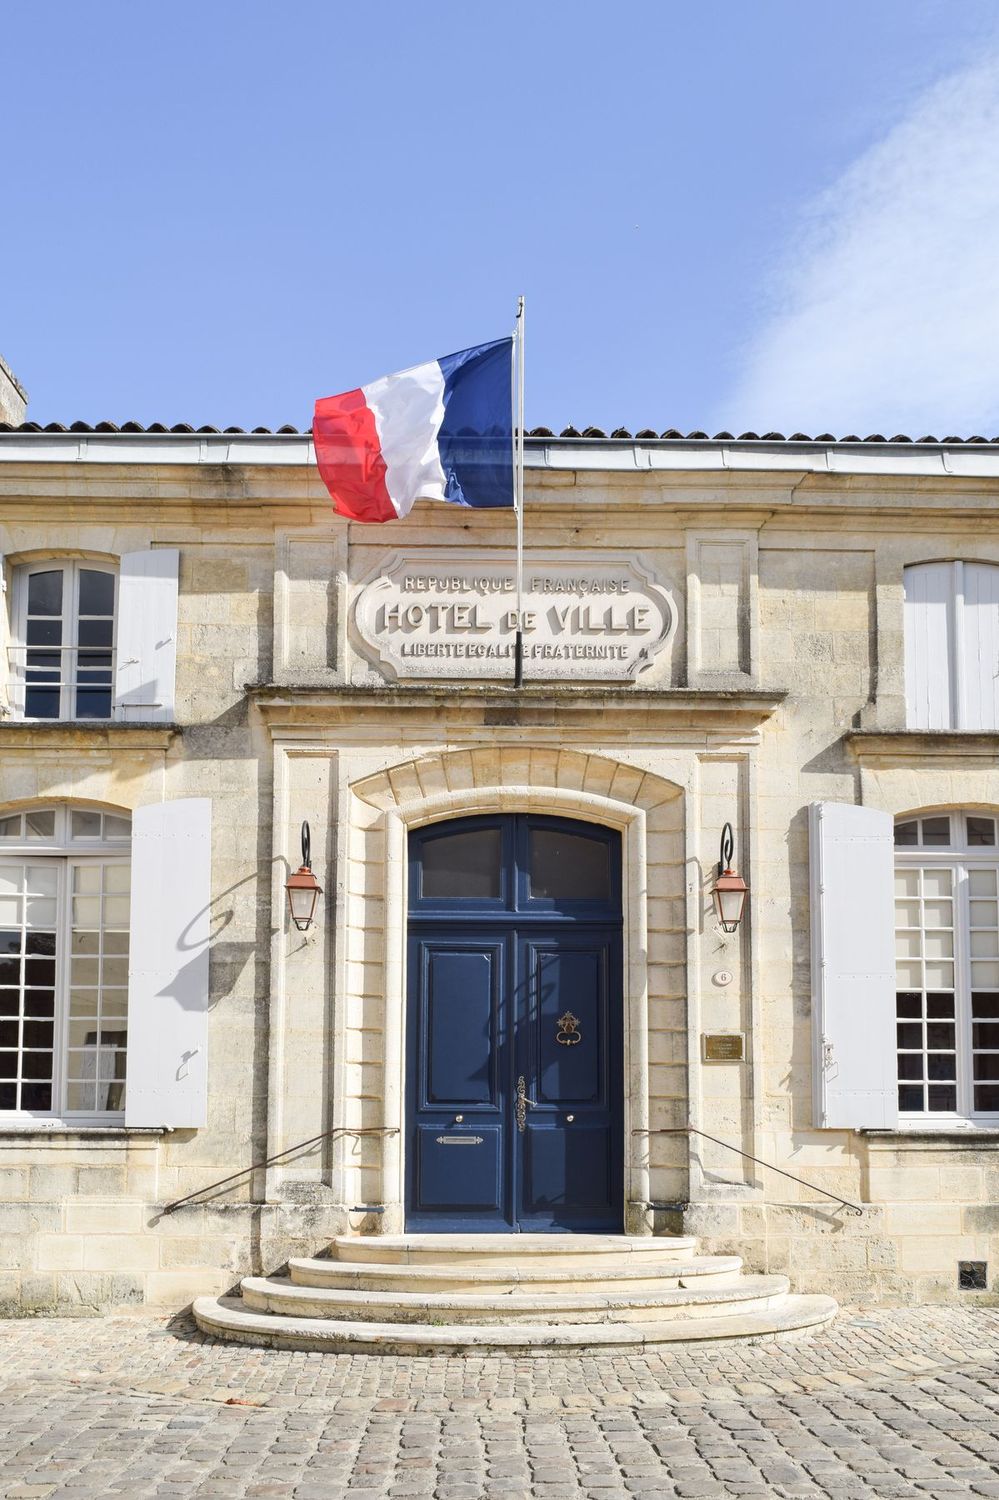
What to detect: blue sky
<box><xmin>5</xmin><ymin>1</ymin><xmax>999</xmax><ymax>435</ymax></box>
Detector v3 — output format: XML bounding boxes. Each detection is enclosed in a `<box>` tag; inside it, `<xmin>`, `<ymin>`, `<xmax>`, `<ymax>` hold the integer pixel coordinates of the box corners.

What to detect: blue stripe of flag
<box><xmin>436</xmin><ymin>338</ymin><xmax>514</xmax><ymax>509</ymax></box>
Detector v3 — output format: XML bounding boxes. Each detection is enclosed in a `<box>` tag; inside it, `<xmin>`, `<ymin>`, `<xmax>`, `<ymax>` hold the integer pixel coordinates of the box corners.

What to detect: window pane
<box><xmin>0</xmin><ymin>818</ymin><xmax>22</xmax><ymax>840</ymax></box>
<box><xmin>24</xmin><ymin>810</ymin><xmax>54</xmax><ymax>839</ymax></box>
<box><xmin>27</xmin><ymin>571</ymin><xmax>63</xmax><ymax>616</ymax></box>
<box><xmin>25</xmin><ymin>618</ymin><xmax>61</xmax><ymax>647</ymax></box>
<box><xmin>922</xmin><ymin>817</ymin><xmax>951</xmax><ymax>846</ymax></box>
<box><xmin>970</xmin><ymin>869</ymin><xmax>998</xmax><ymax>898</ymax></box>
<box><xmin>894</xmin><ymin>820</ymin><xmax>919</xmax><ymax>846</ymax></box>
<box><xmin>67</xmin><ymin>858</ymin><xmax>129</xmax><ymax>1115</ymax></box>
<box><xmin>75</xmin><ymin>688</ymin><xmax>112</xmax><ymax>721</ymax></box>
<box><xmin>78</xmin><ymin>569</ymin><xmax>114</xmax><ymax>616</ymax></box>
<box><xmin>927</xmin><ymin>1053</ymin><xmax>957</xmax><ymax>1080</ymax></box>
<box><xmin>927</xmin><ymin>1084</ymin><xmax>957</xmax><ymax>1110</ymax></box>
<box><xmin>103</xmin><ymin>816</ymin><xmax>131</xmax><ymax>839</ymax></box>
<box><xmin>899</xmin><ymin>1084</ymin><xmax>924</xmax><ymax>1111</ymax></box>
<box><xmin>968</xmin><ymin>816</ymin><xmax>997</xmax><ymax>846</ymax></box>
<box><xmin>975</xmin><ymin>1085</ymin><xmax>999</xmax><ymax>1111</ymax></box>
<box><xmin>24</xmin><ymin>687</ymin><xmax>60</xmax><ymax>721</ymax></box>
<box><xmin>529</xmin><ymin>829</ymin><xmax>611</xmax><ymax>901</ymax></box>
<box><xmin>924</xmin><ymin>931</ymin><xmax>954</xmax><ymax>959</ymax></box>
<box><xmin>926</xmin><ymin>993</ymin><xmax>955</xmax><ymax>1017</ymax></box>
<box><xmin>897</xmin><ymin>1021</ymin><xmax>923</xmax><ymax>1048</ymax></box>
<box><xmin>0</xmin><ymin>859</ymin><xmax>57</xmax><ymax>1114</ymax></box>
<box><xmin>896</xmin><ymin>992</ymin><xmax>922</xmax><ymax>1018</ymax></box>
<box><xmin>77</xmin><ymin>617</ymin><xmax>113</xmax><ymax>648</ymax></box>
<box><xmin>71</xmin><ymin>811</ymin><xmax>102</xmax><ymax>840</ymax></box>
<box><xmin>420</xmin><ymin>829</ymin><xmax>502</xmax><ymax>899</ymax></box>
<box><xmin>898</xmin><ymin>1053</ymin><xmax>923</xmax><ymax>1079</ymax></box>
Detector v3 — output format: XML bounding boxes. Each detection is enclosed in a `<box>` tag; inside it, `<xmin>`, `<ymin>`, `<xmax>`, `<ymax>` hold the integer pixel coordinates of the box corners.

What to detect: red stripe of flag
<box><xmin>313</xmin><ymin>390</ymin><xmax>397</xmax><ymax>522</ymax></box>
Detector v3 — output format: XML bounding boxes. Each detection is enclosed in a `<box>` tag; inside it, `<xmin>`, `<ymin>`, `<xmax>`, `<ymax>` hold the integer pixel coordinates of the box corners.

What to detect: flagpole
<box><xmin>514</xmin><ymin>295</ymin><xmax>525</xmax><ymax>688</ymax></box>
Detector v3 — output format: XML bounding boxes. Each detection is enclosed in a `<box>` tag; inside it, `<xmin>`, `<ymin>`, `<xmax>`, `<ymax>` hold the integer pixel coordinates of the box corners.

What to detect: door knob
<box><xmin>566</xmin><ymin>1114</ymin><xmax>575</xmax><ymax>1123</ymax></box>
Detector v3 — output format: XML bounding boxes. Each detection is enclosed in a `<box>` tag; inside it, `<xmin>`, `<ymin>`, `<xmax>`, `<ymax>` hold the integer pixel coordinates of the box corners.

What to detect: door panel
<box><xmin>534</xmin><ymin>946</ymin><xmax>607</xmax><ymax>1105</ymax></box>
<box><xmin>519</xmin><ymin>933</ymin><xmax>621</xmax><ymax>1230</ymax></box>
<box><xmin>524</xmin><ymin>1123</ymin><xmax>613</xmax><ymax>1214</ymax></box>
<box><xmin>415</xmin><ymin>1125</ymin><xmax>503</xmax><ymax>1211</ymax></box>
<box><xmin>406</xmin><ymin>936</ymin><xmax>508</xmax><ymax>1229</ymax></box>
<box><xmin>425</xmin><ymin>949</ymin><xmax>497</xmax><ymax>1106</ymax></box>
<box><xmin>406</xmin><ymin>815</ymin><xmax>623</xmax><ymax>1232</ymax></box>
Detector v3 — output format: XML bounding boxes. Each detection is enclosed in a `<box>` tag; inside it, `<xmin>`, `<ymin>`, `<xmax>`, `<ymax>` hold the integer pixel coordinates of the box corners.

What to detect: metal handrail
<box><xmin>5</xmin><ymin>644</ymin><xmax>116</xmax><ymax>708</ymax></box>
<box><xmin>635</xmin><ymin>1125</ymin><xmax>865</xmax><ymax>1215</ymax></box>
<box><xmin>161</xmin><ymin>1126</ymin><xmax>400</xmax><ymax>1215</ymax></box>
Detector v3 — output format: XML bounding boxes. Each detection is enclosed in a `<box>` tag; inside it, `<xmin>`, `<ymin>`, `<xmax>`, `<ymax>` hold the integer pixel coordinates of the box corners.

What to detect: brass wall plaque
<box><xmin>702</xmin><ymin>1032</ymin><xmax>745</xmax><ymax>1062</ymax></box>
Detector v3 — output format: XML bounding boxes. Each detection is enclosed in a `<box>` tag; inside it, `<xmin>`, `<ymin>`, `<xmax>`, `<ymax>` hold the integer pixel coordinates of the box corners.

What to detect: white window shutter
<box><xmin>114</xmin><ymin>548</ymin><xmax>179</xmax><ymax>723</ymax></box>
<box><xmin>125</xmin><ymin>798</ymin><xmax>211</xmax><ymax>1128</ymax></box>
<box><xmin>904</xmin><ymin>561</ymin><xmax>954</xmax><ymax>729</ymax></box>
<box><xmin>809</xmin><ymin>801</ymin><xmax>897</xmax><ymax>1129</ymax></box>
<box><xmin>958</xmin><ymin>562</ymin><xmax>999</xmax><ymax>731</ymax></box>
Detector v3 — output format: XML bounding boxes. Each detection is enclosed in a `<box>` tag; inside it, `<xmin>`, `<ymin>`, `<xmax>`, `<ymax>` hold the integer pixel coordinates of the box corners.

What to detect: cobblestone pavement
<box><xmin>2</xmin><ymin>1308</ymin><xmax>999</xmax><ymax>1497</ymax></box>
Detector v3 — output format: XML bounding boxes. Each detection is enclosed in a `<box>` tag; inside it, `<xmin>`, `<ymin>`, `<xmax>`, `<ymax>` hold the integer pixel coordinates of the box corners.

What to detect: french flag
<box><xmin>313</xmin><ymin>337</ymin><xmax>514</xmax><ymax>523</ymax></box>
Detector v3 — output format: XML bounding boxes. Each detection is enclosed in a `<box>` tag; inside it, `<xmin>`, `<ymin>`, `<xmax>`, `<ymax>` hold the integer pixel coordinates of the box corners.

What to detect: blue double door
<box><xmin>405</xmin><ymin>814</ymin><xmax>624</xmax><ymax>1232</ymax></box>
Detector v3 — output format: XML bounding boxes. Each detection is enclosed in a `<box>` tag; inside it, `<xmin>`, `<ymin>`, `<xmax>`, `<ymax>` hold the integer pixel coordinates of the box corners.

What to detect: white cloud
<box><xmin>717</xmin><ymin>55</ymin><xmax>999</xmax><ymax>437</ymax></box>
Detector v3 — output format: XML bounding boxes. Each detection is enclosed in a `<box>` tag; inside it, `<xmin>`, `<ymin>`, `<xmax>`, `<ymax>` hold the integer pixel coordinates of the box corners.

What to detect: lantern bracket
<box><xmin>718</xmin><ymin>821</ymin><xmax>734</xmax><ymax>878</ymax></box>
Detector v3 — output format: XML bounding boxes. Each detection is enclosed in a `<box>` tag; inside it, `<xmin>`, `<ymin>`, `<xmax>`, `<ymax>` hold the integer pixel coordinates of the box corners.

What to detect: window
<box><xmin>9</xmin><ymin>561</ymin><xmax>117</xmax><ymax>721</ymax></box>
<box><xmin>894</xmin><ymin>811</ymin><xmax>999</xmax><ymax>1118</ymax></box>
<box><xmin>528</xmin><ymin>826</ymin><xmax>611</xmax><ymax>901</ymax></box>
<box><xmin>904</xmin><ymin>561</ymin><xmax>999</xmax><ymax>731</ymax></box>
<box><xmin>0</xmin><ymin>806</ymin><xmax>130</xmax><ymax>1117</ymax></box>
<box><xmin>419</xmin><ymin>827</ymin><xmax>503</xmax><ymax>900</ymax></box>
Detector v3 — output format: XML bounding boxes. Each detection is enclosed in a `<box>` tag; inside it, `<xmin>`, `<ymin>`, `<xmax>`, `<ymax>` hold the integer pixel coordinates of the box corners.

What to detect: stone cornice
<box><xmin>847</xmin><ymin>730</ymin><xmax>999</xmax><ymax>765</ymax></box>
<box><xmin>250</xmin><ymin>683</ymin><xmax>785</xmax><ymax>740</ymax></box>
<box><xmin>0</xmin><ymin>722</ymin><xmax>177</xmax><ymax>751</ymax></box>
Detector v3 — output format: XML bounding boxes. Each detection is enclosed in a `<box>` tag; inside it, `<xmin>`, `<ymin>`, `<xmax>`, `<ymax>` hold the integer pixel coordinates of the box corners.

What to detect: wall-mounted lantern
<box><xmin>285</xmin><ymin>821</ymin><xmax>323</xmax><ymax>931</ymax></box>
<box><xmin>712</xmin><ymin>822</ymin><xmax>748</xmax><ymax>934</ymax></box>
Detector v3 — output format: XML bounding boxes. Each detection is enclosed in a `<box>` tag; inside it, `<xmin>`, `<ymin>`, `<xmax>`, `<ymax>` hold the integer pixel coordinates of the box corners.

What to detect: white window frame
<box><xmin>0</xmin><ymin>805</ymin><xmax>130</xmax><ymax>1125</ymax></box>
<box><xmin>895</xmin><ymin>809</ymin><xmax>999</xmax><ymax>1127</ymax></box>
<box><xmin>9</xmin><ymin>559</ymin><xmax>118</xmax><ymax>722</ymax></box>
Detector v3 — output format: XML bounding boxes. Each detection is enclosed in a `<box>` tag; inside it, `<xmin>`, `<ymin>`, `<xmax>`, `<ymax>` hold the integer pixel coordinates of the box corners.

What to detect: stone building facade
<box><xmin>0</xmin><ymin>417</ymin><xmax>998</xmax><ymax>1316</ymax></box>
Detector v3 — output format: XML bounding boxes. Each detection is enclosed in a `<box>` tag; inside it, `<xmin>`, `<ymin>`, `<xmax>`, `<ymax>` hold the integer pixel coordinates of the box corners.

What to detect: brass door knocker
<box><xmin>556</xmin><ymin>1010</ymin><xmax>581</xmax><ymax>1046</ymax></box>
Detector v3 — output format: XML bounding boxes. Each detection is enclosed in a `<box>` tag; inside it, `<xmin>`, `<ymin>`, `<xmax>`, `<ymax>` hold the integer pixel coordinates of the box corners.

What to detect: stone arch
<box><xmin>344</xmin><ymin>746</ymin><xmax>688</xmax><ymax>1235</ymax></box>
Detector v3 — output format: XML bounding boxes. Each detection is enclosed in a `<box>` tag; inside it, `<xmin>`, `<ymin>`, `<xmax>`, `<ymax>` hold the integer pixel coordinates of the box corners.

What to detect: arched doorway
<box><xmin>405</xmin><ymin>814</ymin><xmax>624</xmax><ymax>1231</ymax></box>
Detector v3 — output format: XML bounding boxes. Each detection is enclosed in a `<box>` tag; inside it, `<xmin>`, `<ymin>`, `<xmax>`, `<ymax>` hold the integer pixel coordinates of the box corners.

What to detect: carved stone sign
<box><xmin>353</xmin><ymin>551</ymin><xmax>675</xmax><ymax>682</ymax></box>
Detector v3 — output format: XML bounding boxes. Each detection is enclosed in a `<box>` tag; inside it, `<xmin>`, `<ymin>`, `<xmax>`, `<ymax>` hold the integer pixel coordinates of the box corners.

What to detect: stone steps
<box><xmin>193</xmin><ymin>1291</ymin><xmax>839</xmax><ymax>1354</ymax></box>
<box><xmin>239</xmin><ymin>1271</ymin><xmax>790</xmax><ymax>1324</ymax></box>
<box><xmin>322</xmin><ymin>1233</ymin><xmax>701</xmax><ymax>1267</ymax></box>
<box><xmin>286</xmin><ymin>1251</ymin><xmax>743</xmax><ymax>1294</ymax></box>
<box><xmin>193</xmin><ymin>1233</ymin><xmax>838</xmax><ymax>1354</ymax></box>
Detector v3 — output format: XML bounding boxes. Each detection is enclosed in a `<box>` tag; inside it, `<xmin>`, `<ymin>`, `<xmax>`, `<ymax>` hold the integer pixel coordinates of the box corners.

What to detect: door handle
<box><xmin>515</xmin><ymin>1074</ymin><xmax>536</xmax><ymax>1133</ymax></box>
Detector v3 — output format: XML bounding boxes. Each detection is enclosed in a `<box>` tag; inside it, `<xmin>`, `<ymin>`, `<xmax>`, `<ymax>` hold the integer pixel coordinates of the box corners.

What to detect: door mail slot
<box><xmin>435</xmin><ymin>1135</ymin><xmax>485</xmax><ymax>1145</ymax></box>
